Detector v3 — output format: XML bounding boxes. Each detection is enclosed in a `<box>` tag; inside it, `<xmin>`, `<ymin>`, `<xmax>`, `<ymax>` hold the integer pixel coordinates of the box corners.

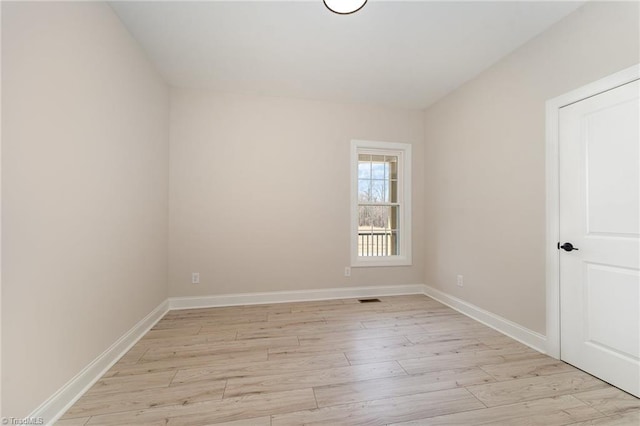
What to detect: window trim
<box><xmin>350</xmin><ymin>139</ymin><xmax>412</xmax><ymax>267</ymax></box>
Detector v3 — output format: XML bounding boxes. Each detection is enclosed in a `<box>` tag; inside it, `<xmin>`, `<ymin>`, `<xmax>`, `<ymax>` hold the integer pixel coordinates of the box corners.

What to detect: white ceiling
<box><xmin>110</xmin><ymin>1</ymin><xmax>584</xmax><ymax>109</ymax></box>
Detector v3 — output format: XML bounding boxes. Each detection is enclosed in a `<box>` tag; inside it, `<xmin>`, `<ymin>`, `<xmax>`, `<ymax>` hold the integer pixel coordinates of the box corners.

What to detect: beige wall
<box><xmin>1</xmin><ymin>2</ymin><xmax>169</xmax><ymax>417</ymax></box>
<box><xmin>169</xmin><ymin>89</ymin><xmax>424</xmax><ymax>297</ymax></box>
<box><xmin>423</xmin><ymin>1</ymin><xmax>639</xmax><ymax>334</ymax></box>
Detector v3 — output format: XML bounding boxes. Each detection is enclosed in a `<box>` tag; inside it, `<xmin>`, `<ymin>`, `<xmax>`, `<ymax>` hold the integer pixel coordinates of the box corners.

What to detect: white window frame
<box><xmin>350</xmin><ymin>139</ymin><xmax>412</xmax><ymax>267</ymax></box>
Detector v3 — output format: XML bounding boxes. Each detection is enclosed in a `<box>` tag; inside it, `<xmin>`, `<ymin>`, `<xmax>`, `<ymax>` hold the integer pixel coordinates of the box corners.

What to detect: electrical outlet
<box><xmin>192</xmin><ymin>272</ymin><xmax>200</xmax><ymax>284</ymax></box>
<box><xmin>344</xmin><ymin>267</ymin><xmax>351</xmax><ymax>277</ymax></box>
<box><xmin>456</xmin><ymin>275</ymin><xmax>464</xmax><ymax>287</ymax></box>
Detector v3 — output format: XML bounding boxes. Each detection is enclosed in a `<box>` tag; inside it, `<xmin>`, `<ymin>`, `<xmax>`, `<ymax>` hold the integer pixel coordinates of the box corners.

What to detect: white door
<box><xmin>559</xmin><ymin>79</ymin><xmax>640</xmax><ymax>397</ymax></box>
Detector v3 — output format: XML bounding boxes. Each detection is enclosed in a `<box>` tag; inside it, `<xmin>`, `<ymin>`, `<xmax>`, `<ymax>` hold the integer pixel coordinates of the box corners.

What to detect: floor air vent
<box><xmin>358</xmin><ymin>298</ymin><xmax>381</xmax><ymax>303</ymax></box>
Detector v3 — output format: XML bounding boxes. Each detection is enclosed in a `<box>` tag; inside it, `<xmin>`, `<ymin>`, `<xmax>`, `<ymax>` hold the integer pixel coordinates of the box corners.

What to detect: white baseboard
<box><xmin>33</xmin><ymin>299</ymin><xmax>169</xmax><ymax>425</ymax></box>
<box><xmin>169</xmin><ymin>284</ymin><xmax>425</xmax><ymax>310</ymax></box>
<box><xmin>422</xmin><ymin>284</ymin><xmax>547</xmax><ymax>354</ymax></box>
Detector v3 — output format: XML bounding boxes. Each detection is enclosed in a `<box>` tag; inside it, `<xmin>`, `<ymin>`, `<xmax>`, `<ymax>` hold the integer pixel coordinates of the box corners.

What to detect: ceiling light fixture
<box><xmin>323</xmin><ymin>0</ymin><xmax>368</xmax><ymax>15</ymax></box>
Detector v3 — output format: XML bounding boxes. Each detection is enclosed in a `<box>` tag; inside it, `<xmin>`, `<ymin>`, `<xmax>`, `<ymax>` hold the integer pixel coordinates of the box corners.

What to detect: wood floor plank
<box><xmin>167</xmin><ymin>388</ymin><xmax>318</xmax><ymax>426</ymax></box>
<box><xmin>203</xmin><ymin>416</ymin><xmax>271</xmax><ymax>426</ymax></box>
<box><xmin>85</xmin><ymin>388</ymin><xmax>316</xmax><ymax>426</ymax></box>
<box><xmin>106</xmin><ymin>349</ymin><xmax>268</xmax><ymax>377</ymax></box>
<box><xmin>141</xmin><ymin>336</ymin><xmax>298</xmax><ymax>362</ymax></box>
<box><xmin>152</xmin><ymin>313</ymin><xmax>268</xmax><ymax>329</ymax></box>
<box><xmin>380</xmin><ymin>299</ymin><xmax>450</xmax><ymax>308</ymax></box>
<box><xmin>135</xmin><ymin>331</ymin><xmax>237</xmax><ymax>350</ymax></box>
<box><xmin>63</xmin><ymin>379</ymin><xmax>226</xmax><ymax>418</ymax></box>
<box><xmin>383</xmin><ymin>302</ymin><xmax>450</xmax><ymax>312</ymax></box>
<box><xmin>389</xmin><ymin>395</ymin><xmax>604</xmax><ymax>426</ymax></box>
<box><xmin>286</xmin><ymin>299</ymin><xmax>356</xmax><ymax>311</ymax></box>
<box><xmin>466</xmin><ymin>371</ymin><xmax>611</xmax><ymax>407</ymax></box>
<box><xmin>85</xmin><ymin>370</ymin><xmax>175</xmax><ymax>395</ymax></box>
<box><xmin>171</xmin><ymin>353</ymin><xmax>350</xmax><ymax>385</ymax></box>
<box><xmin>224</xmin><ymin>361</ymin><xmax>406</xmax><ymax>398</ymax></box>
<box><xmin>361</xmin><ymin>316</ymin><xmax>478</xmax><ymax>330</ymax></box>
<box><xmin>319</xmin><ymin>308</ymin><xmax>456</xmax><ymax>323</ymax></box>
<box><xmin>418</xmin><ymin>320</ymin><xmax>493</xmax><ymax>334</ymax></box>
<box><xmin>345</xmin><ymin>339</ymin><xmax>489</xmax><ymax>364</ymax></box>
<box><xmin>290</xmin><ymin>304</ymin><xmax>369</xmax><ymax>314</ymax></box>
<box><xmin>398</xmin><ymin>351</ymin><xmax>506</xmax><ymax>374</ymax></box>
<box><xmin>196</xmin><ymin>319</ymin><xmax>324</xmax><ymax>337</ymax></box>
<box><xmin>566</xmin><ymin>410</ymin><xmax>640</xmax><ymax>425</ymax></box>
<box><xmin>475</xmin><ymin>335</ymin><xmax>534</xmax><ymax>351</ymax></box>
<box><xmin>313</xmin><ymin>367</ymin><xmax>494</xmax><ymax>407</ymax></box>
<box><xmin>139</xmin><ymin>348</ymin><xmax>269</xmax><ymax>367</ymax></box>
<box><xmin>163</xmin><ymin>306</ymin><xmax>253</xmax><ymax>317</ymax></box>
<box><xmin>405</xmin><ymin>328</ymin><xmax>504</xmax><ymax>344</ymax></box>
<box><xmin>297</xmin><ymin>325</ymin><xmax>426</xmax><ymax>344</ymax></box>
<box><xmin>478</xmin><ymin>356</ymin><xmax>576</xmax><ymax>381</ymax></box>
<box><xmin>266</xmin><ymin>311</ymin><xmax>327</xmax><ymax>322</ymax></box>
<box><xmin>268</xmin><ymin>335</ymin><xmax>410</xmax><ymax>356</ymax></box>
<box><xmin>233</xmin><ymin>304</ymin><xmax>293</xmax><ymax>314</ymax></box>
<box><xmin>271</xmin><ymin>387</ymin><xmax>485</xmax><ymax>426</ymax></box>
<box><xmin>115</xmin><ymin>344</ymin><xmax>149</xmax><ymax>365</ymax></box>
<box><xmin>572</xmin><ymin>387</ymin><xmax>640</xmax><ymax>416</ymax></box>
<box><xmin>377</xmin><ymin>295</ymin><xmax>435</xmax><ymax>304</ymax></box>
<box><xmin>55</xmin><ymin>418</ymin><xmax>90</xmax><ymax>426</ymax></box>
<box><xmin>499</xmin><ymin>350</ymin><xmax>550</xmax><ymax>363</ymax></box>
<box><xmin>161</xmin><ymin>308</ymin><xmax>267</xmax><ymax>319</ymax></box>
<box><xmin>477</xmin><ymin>345</ymin><xmax>541</xmax><ymax>357</ymax></box>
<box><xmin>267</xmin><ymin>349</ymin><xmax>349</xmax><ymax>363</ymax></box>
<box><xmin>235</xmin><ymin>320</ymin><xmax>364</xmax><ymax>340</ymax></box>
<box><xmin>145</xmin><ymin>326</ymin><xmax>201</xmax><ymax>339</ymax></box>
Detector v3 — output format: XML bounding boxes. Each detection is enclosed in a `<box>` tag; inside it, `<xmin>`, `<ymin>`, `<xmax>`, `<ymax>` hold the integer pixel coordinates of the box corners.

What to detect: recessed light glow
<box><xmin>323</xmin><ymin>0</ymin><xmax>368</xmax><ymax>15</ymax></box>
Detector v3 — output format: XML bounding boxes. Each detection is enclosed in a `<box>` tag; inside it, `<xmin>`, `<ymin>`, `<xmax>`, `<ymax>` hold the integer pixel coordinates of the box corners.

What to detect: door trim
<box><xmin>545</xmin><ymin>64</ymin><xmax>640</xmax><ymax>359</ymax></box>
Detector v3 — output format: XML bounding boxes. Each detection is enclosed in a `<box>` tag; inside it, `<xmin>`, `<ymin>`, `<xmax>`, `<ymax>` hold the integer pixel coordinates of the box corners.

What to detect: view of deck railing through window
<box><xmin>358</xmin><ymin>154</ymin><xmax>399</xmax><ymax>256</ymax></box>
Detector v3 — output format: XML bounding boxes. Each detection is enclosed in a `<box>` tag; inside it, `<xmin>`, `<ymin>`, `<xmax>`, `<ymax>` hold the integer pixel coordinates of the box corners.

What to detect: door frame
<box><xmin>545</xmin><ymin>64</ymin><xmax>640</xmax><ymax>359</ymax></box>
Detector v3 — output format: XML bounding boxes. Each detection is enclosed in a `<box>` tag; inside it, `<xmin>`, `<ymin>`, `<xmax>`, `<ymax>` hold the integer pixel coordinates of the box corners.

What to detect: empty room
<box><xmin>1</xmin><ymin>0</ymin><xmax>639</xmax><ymax>424</ymax></box>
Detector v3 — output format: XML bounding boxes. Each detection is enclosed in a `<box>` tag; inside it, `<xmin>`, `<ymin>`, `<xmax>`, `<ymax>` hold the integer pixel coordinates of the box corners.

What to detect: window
<box><xmin>351</xmin><ymin>140</ymin><xmax>412</xmax><ymax>267</ymax></box>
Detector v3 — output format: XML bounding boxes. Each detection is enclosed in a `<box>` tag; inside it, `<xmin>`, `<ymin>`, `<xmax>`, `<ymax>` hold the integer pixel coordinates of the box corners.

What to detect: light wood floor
<box><xmin>58</xmin><ymin>295</ymin><xmax>639</xmax><ymax>425</ymax></box>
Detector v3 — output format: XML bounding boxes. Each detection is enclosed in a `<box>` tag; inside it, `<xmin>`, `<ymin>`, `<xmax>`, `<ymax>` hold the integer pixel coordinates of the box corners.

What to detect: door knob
<box><xmin>559</xmin><ymin>242</ymin><xmax>579</xmax><ymax>252</ymax></box>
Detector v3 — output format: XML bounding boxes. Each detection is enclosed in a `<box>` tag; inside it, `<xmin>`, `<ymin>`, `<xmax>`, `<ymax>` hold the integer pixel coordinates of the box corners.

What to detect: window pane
<box><xmin>357</xmin><ymin>231</ymin><xmax>373</xmax><ymax>256</ymax></box>
<box><xmin>358</xmin><ymin>205</ymin><xmax>373</xmax><ymax>256</ymax></box>
<box><xmin>358</xmin><ymin>205</ymin><xmax>374</xmax><ymax>229</ymax></box>
<box><xmin>369</xmin><ymin>205</ymin><xmax>389</xmax><ymax>229</ymax></box>
<box><xmin>358</xmin><ymin>160</ymin><xmax>371</xmax><ymax>179</ymax></box>
<box><xmin>358</xmin><ymin>204</ymin><xmax>399</xmax><ymax>257</ymax></box>
<box><xmin>371</xmin><ymin>180</ymin><xmax>385</xmax><ymax>202</ymax></box>
<box><xmin>357</xmin><ymin>206</ymin><xmax>399</xmax><ymax>230</ymax></box>
<box><xmin>357</xmin><ymin>229</ymin><xmax>399</xmax><ymax>256</ymax></box>
<box><xmin>358</xmin><ymin>179</ymin><xmax>372</xmax><ymax>202</ymax></box>
<box><xmin>358</xmin><ymin>229</ymin><xmax>389</xmax><ymax>256</ymax></box>
<box><xmin>372</xmin><ymin>161</ymin><xmax>385</xmax><ymax>179</ymax></box>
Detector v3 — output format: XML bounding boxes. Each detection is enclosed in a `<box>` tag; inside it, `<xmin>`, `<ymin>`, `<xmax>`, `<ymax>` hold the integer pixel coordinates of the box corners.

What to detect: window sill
<box><xmin>351</xmin><ymin>256</ymin><xmax>412</xmax><ymax>268</ymax></box>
